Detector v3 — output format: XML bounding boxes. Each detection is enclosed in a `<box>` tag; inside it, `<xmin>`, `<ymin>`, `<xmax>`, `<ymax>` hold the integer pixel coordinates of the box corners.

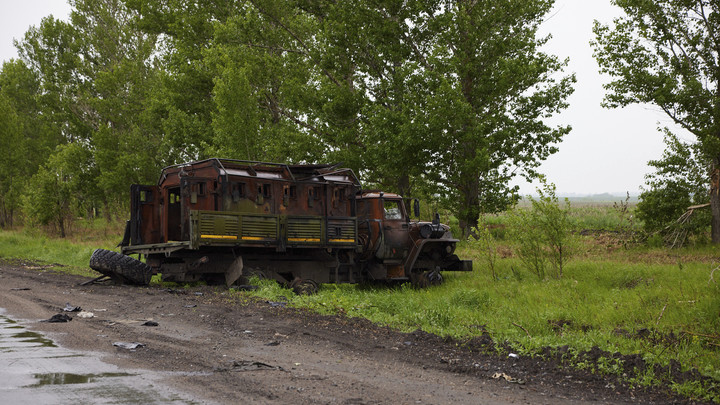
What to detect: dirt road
<box><xmin>0</xmin><ymin>261</ymin><xmax>694</xmax><ymax>404</ymax></box>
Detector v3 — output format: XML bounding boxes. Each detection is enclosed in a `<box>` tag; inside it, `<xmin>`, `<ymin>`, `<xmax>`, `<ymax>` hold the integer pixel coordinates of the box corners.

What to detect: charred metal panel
<box><xmin>241</xmin><ymin>215</ymin><xmax>279</xmax><ymax>241</ymax></box>
<box><xmin>199</xmin><ymin>212</ymin><xmax>240</xmax><ymax>239</ymax></box>
<box><xmin>326</xmin><ymin>217</ymin><xmax>357</xmax><ymax>245</ymax></box>
<box><xmin>287</xmin><ymin>216</ymin><xmax>323</xmax><ymax>244</ymax></box>
<box><xmin>130</xmin><ymin>184</ymin><xmax>161</xmax><ymax>245</ymax></box>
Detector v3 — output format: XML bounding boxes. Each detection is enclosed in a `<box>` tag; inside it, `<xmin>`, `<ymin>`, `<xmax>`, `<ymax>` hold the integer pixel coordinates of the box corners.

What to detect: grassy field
<box><xmin>1</xmin><ymin>204</ymin><xmax>719</xmax><ymax>401</ymax></box>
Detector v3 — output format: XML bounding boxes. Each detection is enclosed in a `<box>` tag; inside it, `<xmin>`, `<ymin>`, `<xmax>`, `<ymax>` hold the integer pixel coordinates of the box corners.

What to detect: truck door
<box><xmin>130</xmin><ymin>184</ymin><xmax>161</xmax><ymax>245</ymax></box>
<box><xmin>376</xmin><ymin>198</ymin><xmax>411</xmax><ymax>263</ymax></box>
<box><xmin>167</xmin><ymin>186</ymin><xmax>183</xmax><ymax>241</ymax></box>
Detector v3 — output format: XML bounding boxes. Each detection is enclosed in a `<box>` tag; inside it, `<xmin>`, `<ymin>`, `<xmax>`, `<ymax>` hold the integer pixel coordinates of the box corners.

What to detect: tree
<box><xmin>418</xmin><ymin>0</ymin><xmax>575</xmax><ymax>236</ymax></box>
<box><xmin>206</xmin><ymin>0</ymin><xmax>329</xmax><ymax>163</ymax></box>
<box><xmin>124</xmin><ymin>0</ymin><xmax>242</xmax><ymax>162</ymax></box>
<box><xmin>119</xmin><ymin>0</ymin><xmax>572</xmax><ymax>234</ymax></box>
<box><xmin>23</xmin><ymin>143</ymin><xmax>98</xmax><ymax>237</ymax></box>
<box><xmin>0</xmin><ymin>60</ymin><xmax>63</xmax><ymax>227</ymax></box>
<box><xmin>18</xmin><ymin>0</ymin><xmax>164</xmax><ymax>217</ymax></box>
<box><xmin>592</xmin><ymin>0</ymin><xmax>720</xmax><ymax>243</ymax></box>
<box><xmin>0</xmin><ymin>93</ymin><xmax>23</xmax><ymax>227</ymax></box>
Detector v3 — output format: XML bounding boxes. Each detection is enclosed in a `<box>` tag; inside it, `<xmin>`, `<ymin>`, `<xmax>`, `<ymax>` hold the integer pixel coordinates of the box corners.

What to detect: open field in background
<box><xmin>0</xmin><ymin>202</ymin><xmax>719</xmax><ymax>401</ymax></box>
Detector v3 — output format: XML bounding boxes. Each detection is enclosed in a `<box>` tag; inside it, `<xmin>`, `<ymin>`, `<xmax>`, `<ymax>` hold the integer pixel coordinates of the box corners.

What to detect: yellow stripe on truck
<box><xmin>288</xmin><ymin>238</ymin><xmax>321</xmax><ymax>242</ymax></box>
<box><xmin>201</xmin><ymin>235</ymin><xmax>238</xmax><ymax>240</ymax></box>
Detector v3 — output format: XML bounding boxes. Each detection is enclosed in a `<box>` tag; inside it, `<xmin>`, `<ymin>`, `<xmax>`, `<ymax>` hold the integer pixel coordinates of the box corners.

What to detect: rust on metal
<box><xmin>115</xmin><ymin>158</ymin><xmax>471</xmax><ymax>289</ymax></box>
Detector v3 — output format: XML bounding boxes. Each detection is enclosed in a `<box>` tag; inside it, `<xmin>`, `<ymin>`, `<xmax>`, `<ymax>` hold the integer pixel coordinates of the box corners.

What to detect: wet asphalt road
<box><xmin>0</xmin><ymin>309</ymin><xmax>198</xmax><ymax>404</ymax></box>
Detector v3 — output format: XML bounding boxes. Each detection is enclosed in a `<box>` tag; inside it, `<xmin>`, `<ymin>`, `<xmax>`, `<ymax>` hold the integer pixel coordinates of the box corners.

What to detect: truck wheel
<box><xmin>289</xmin><ymin>278</ymin><xmax>318</xmax><ymax>295</ymax></box>
<box><xmin>410</xmin><ymin>270</ymin><xmax>443</xmax><ymax>288</ymax></box>
<box><xmin>427</xmin><ymin>270</ymin><xmax>443</xmax><ymax>286</ymax></box>
<box><xmin>89</xmin><ymin>249</ymin><xmax>153</xmax><ymax>286</ymax></box>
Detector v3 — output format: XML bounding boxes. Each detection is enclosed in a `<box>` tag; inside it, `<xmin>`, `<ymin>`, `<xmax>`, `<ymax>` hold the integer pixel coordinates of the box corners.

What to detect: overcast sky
<box><xmin>1</xmin><ymin>1</ymin><xmax>687</xmax><ymax>196</ymax></box>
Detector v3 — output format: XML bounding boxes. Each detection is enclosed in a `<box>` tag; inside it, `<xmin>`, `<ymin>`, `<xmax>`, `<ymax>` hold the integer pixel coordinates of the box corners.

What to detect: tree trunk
<box><xmin>58</xmin><ymin>217</ymin><xmax>66</xmax><ymax>238</ymax></box>
<box><xmin>458</xmin><ymin>175</ymin><xmax>481</xmax><ymax>239</ymax></box>
<box><xmin>711</xmin><ymin>165</ymin><xmax>720</xmax><ymax>244</ymax></box>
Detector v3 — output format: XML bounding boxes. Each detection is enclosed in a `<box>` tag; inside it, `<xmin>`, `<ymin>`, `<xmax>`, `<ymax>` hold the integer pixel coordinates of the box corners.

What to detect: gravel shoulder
<box><xmin>0</xmin><ymin>261</ymin><xmax>699</xmax><ymax>404</ymax></box>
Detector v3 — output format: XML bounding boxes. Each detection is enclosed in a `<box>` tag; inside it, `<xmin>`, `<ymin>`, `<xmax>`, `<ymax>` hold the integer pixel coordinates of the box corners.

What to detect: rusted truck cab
<box><xmin>357</xmin><ymin>192</ymin><xmax>470</xmax><ymax>285</ymax></box>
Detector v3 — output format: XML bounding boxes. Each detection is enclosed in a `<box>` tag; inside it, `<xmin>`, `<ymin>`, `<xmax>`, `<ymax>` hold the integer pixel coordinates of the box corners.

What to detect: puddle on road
<box><xmin>11</xmin><ymin>330</ymin><xmax>57</xmax><ymax>347</ymax></box>
<box><xmin>0</xmin><ymin>310</ymin><xmax>197</xmax><ymax>404</ymax></box>
<box><xmin>27</xmin><ymin>372</ymin><xmax>134</xmax><ymax>387</ymax></box>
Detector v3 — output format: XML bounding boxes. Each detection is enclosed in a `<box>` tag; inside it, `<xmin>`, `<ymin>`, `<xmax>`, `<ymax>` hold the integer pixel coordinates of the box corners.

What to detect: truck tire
<box><xmin>89</xmin><ymin>249</ymin><xmax>152</xmax><ymax>286</ymax></box>
<box><xmin>289</xmin><ymin>278</ymin><xmax>319</xmax><ymax>295</ymax></box>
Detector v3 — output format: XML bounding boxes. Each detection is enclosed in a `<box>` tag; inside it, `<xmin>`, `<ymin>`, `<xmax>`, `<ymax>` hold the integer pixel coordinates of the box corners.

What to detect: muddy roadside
<box><xmin>0</xmin><ymin>262</ymin><xmax>700</xmax><ymax>404</ymax></box>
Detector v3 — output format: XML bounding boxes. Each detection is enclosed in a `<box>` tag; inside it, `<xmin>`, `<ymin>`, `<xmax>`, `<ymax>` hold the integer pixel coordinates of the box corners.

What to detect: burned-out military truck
<box><xmin>89</xmin><ymin>158</ymin><xmax>471</xmax><ymax>293</ymax></box>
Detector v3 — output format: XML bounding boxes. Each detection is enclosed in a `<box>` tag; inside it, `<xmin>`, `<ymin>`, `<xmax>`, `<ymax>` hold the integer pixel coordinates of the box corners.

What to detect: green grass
<box><xmin>237</xmin><ymin>248</ymin><xmax>720</xmax><ymax>401</ymax></box>
<box><xmin>1</xmin><ymin>210</ymin><xmax>719</xmax><ymax>401</ymax></box>
<box><xmin>0</xmin><ymin>223</ymin><xmax>120</xmax><ymax>277</ymax></box>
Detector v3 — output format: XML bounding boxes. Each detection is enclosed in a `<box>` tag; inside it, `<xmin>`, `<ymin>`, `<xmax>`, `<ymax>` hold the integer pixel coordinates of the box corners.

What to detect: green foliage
<box><xmin>120</xmin><ymin>0</ymin><xmax>573</xmax><ymax>236</ymax></box>
<box><xmin>415</xmin><ymin>0</ymin><xmax>575</xmax><ymax>236</ymax></box>
<box><xmin>592</xmin><ymin>0</ymin><xmax>720</xmax><ymax>242</ymax></box>
<box><xmin>23</xmin><ymin>144</ymin><xmax>98</xmax><ymax>237</ymax></box>
<box><xmin>635</xmin><ymin>132</ymin><xmax>710</xmax><ymax>240</ymax></box>
<box><xmin>15</xmin><ymin>0</ymin><xmax>164</xmax><ymax>220</ymax></box>
<box><xmin>0</xmin><ymin>59</ymin><xmax>63</xmax><ymax>227</ymax></box>
<box><xmin>468</xmin><ymin>218</ymin><xmax>499</xmax><ymax>280</ymax></box>
<box><xmin>0</xmin><ymin>93</ymin><xmax>23</xmax><ymax>227</ymax></box>
<box><xmin>2</xmin><ymin>0</ymin><xmax>576</xmax><ymax>230</ymax></box>
<box><xmin>508</xmin><ymin>180</ymin><xmax>573</xmax><ymax>279</ymax></box>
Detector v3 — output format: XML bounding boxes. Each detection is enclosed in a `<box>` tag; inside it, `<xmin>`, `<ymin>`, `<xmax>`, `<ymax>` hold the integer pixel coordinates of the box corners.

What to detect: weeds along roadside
<box><xmin>1</xmin><ymin>205</ymin><xmax>719</xmax><ymax>401</ymax></box>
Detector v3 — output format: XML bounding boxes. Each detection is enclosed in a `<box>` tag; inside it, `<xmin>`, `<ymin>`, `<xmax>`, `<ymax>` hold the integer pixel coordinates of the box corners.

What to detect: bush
<box><xmin>635</xmin><ymin>131</ymin><xmax>709</xmax><ymax>243</ymax></box>
<box><xmin>469</xmin><ymin>217</ymin><xmax>499</xmax><ymax>280</ymax></box>
<box><xmin>508</xmin><ymin>179</ymin><xmax>573</xmax><ymax>279</ymax></box>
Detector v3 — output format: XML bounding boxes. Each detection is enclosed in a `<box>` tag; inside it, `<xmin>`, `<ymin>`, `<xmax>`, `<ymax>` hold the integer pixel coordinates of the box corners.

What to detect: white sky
<box><xmin>1</xmin><ymin>0</ymin><xmax>686</xmax><ymax>196</ymax></box>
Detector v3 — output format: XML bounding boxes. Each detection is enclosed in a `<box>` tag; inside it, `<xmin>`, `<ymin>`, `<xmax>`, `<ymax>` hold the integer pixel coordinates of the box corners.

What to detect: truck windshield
<box><xmin>383</xmin><ymin>200</ymin><xmax>403</xmax><ymax>220</ymax></box>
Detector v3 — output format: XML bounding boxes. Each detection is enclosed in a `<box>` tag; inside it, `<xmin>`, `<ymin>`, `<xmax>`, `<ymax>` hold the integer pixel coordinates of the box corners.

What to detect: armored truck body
<box><xmin>101</xmin><ymin>158</ymin><xmax>470</xmax><ymax>291</ymax></box>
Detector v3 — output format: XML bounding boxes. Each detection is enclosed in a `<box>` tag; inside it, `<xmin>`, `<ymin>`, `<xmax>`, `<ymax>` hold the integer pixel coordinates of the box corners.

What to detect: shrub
<box><xmin>508</xmin><ymin>179</ymin><xmax>573</xmax><ymax>279</ymax></box>
<box><xmin>635</xmin><ymin>131</ymin><xmax>709</xmax><ymax>243</ymax></box>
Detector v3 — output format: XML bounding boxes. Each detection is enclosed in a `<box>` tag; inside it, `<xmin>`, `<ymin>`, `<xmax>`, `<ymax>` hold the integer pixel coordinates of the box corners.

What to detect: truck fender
<box><xmin>225</xmin><ymin>256</ymin><xmax>243</xmax><ymax>286</ymax></box>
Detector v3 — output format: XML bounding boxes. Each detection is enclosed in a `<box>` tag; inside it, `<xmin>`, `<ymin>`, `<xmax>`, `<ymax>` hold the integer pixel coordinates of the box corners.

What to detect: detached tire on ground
<box><xmin>89</xmin><ymin>249</ymin><xmax>152</xmax><ymax>286</ymax></box>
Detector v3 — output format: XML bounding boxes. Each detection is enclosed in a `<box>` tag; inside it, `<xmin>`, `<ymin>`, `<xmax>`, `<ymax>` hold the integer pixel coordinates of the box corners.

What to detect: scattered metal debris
<box><xmin>78</xmin><ymin>275</ymin><xmax>110</xmax><ymax>286</ymax></box>
<box><xmin>45</xmin><ymin>314</ymin><xmax>72</xmax><ymax>323</ymax></box>
<box><xmin>142</xmin><ymin>321</ymin><xmax>159</xmax><ymax>327</ymax></box>
<box><xmin>10</xmin><ymin>287</ymin><xmax>31</xmax><ymax>291</ymax></box>
<box><xmin>63</xmin><ymin>303</ymin><xmax>82</xmax><ymax>312</ymax></box>
<box><xmin>113</xmin><ymin>342</ymin><xmax>146</xmax><ymax>350</ymax></box>
<box><xmin>222</xmin><ymin>360</ymin><xmax>283</xmax><ymax>372</ymax></box>
<box><xmin>491</xmin><ymin>372</ymin><xmax>525</xmax><ymax>384</ymax></box>
<box><xmin>266</xmin><ymin>301</ymin><xmax>287</xmax><ymax>308</ymax></box>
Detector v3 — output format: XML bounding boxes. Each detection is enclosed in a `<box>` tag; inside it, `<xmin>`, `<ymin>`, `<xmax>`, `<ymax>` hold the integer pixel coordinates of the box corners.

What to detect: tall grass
<box><xmin>0</xmin><ymin>219</ymin><xmax>122</xmax><ymax>275</ymax></box>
